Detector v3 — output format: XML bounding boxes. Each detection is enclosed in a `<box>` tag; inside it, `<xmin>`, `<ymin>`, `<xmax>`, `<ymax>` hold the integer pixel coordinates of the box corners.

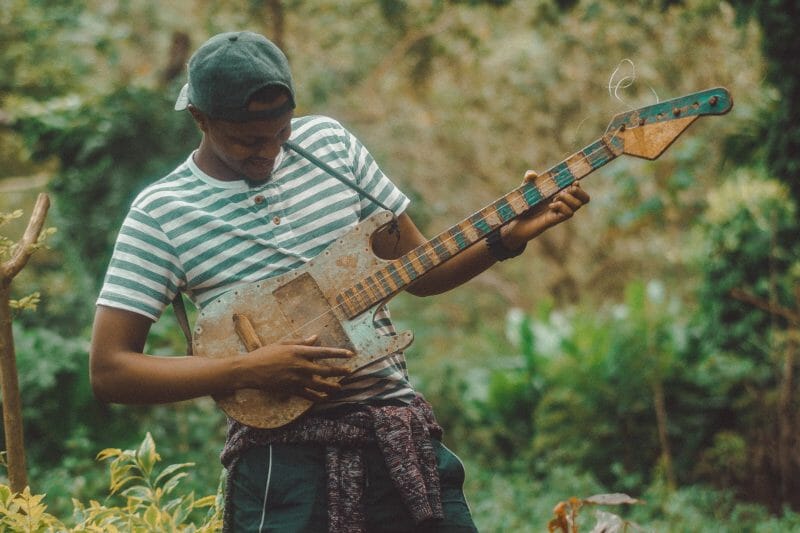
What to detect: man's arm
<box><xmin>372</xmin><ymin>177</ymin><xmax>590</xmax><ymax>297</ymax></box>
<box><xmin>89</xmin><ymin>305</ymin><xmax>354</xmax><ymax>405</ymax></box>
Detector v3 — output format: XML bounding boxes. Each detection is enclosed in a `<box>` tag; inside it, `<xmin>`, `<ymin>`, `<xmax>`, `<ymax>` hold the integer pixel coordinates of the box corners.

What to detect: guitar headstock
<box><xmin>604</xmin><ymin>87</ymin><xmax>733</xmax><ymax>160</ymax></box>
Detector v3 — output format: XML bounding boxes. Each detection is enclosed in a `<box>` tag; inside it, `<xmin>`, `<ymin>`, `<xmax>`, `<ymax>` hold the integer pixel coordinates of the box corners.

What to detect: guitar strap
<box><xmin>173</xmin><ymin>140</ymin><xmax>398</xmax><ymax>355</ymax></box>
<box><xmin>172</xmin><ymin>290</ymin><xmax>194</xmax><ymax>355</ymax></box>
<box><xmin>283</xmin><ymin>140</ymin><xmax>396</xmax><ymax>212</ymax></box>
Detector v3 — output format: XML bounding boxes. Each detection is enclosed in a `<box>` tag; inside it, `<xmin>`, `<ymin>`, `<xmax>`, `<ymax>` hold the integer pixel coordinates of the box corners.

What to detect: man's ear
<box><xmin>187</xmin><ymin>105</ymin><xmax>209</xmax><ymax>132</ymax></box>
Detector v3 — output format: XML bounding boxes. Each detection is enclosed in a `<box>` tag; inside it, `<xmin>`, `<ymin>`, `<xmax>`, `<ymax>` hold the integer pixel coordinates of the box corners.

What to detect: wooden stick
<box><xmin>0</xmin><ymin>193</ymin><xmax>50</xmax><ymax>492</ymax></box>
<box><xmin>233</xmin><ymin>313</ymin><xmax>263</xmax><ymax>351</ymax></box>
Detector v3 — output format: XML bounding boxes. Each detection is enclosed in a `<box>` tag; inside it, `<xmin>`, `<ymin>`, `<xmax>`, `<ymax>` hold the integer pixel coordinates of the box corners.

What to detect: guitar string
<box><xmin>269</xmin><ymin>127</ymin><xmax>625</xmax><ymax>344</ymax></box>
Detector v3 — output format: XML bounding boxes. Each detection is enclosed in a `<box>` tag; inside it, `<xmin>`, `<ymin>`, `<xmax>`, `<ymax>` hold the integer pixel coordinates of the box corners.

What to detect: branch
<box><xmin>1</xmin><ymin>193</ymin><xmax>50</xmax><ymax>280</ymax></box>
<box><xmin>730</xmin><ymin>287</ymin><xmax>800</xmax><ymax>326</ymax></box>
<box><xmin>360</xmin><ymin>11</ymin><xmax>458</xmax><ymax>97</ymax></box>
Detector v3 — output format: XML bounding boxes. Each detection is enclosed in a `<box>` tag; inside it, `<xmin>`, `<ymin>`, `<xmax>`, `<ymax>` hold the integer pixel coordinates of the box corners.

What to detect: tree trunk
<box><xmin>777</xmin><ymin>330</ymin><xmax>797</xmax><ymax>502</ymax></box>
<box><xmin>265</xmin><ymin>0</ymin><xmax>285</xmax><ymax>50</ymax></box>
<box><xmin>652</xmin><ymin>378</ymin><xmax>676</xmax><ymax>489</ymax></box>
<box><xmin>0</xmin><ymin>282</ymin><xmax>27</xmax><ymax>492</ymax></box>
<box><xmin>0</xmin><ymin>192</ymin><xmax>50</xmax><ymax>492</ymax></box>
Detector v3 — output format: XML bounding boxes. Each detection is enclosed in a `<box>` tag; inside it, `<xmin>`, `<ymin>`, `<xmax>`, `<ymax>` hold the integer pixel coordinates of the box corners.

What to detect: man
<box><xmin>90</xmin><ymin>31</ymin><xmax>589</xmax><ymax>532</ymax></box>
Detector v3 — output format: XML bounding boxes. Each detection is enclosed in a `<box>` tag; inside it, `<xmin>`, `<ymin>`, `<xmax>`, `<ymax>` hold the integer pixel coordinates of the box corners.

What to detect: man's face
<box><xmin>201</xmin><ymin>93</ymin><xmax>293</xmax><ymax>183</ymax></box>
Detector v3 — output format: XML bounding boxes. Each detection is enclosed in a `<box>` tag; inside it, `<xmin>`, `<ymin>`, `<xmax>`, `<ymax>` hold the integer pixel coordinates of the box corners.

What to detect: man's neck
<box><xmin>192</xmin><ymin>141</ymin><xmax>240</xmax><ymax>182</ymax></box>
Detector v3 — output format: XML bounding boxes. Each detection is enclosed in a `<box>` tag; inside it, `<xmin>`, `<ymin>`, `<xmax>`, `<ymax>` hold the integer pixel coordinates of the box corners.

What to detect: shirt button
<box><xmin>253</xmin><ymin>195</ymin><xmax>265</xmax><ymax>205</ymax></box>
<box><xmin>272</xmin><ymin>216</ymin><xmax>281</xmax><ymax>225</ymax></box>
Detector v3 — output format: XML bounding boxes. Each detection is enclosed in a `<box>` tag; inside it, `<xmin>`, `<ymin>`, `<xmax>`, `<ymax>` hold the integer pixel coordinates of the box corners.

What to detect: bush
<box><xmin>0</xmin><ymin>433</ymin><xmax>223</xmax><ymax>531</ymax></box>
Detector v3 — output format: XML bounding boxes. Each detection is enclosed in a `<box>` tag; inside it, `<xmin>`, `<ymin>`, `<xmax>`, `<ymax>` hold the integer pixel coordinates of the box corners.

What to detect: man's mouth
<box><xmin>247</xmin><ymin>158</ymin><xmax>275</xmax><ymax>174</ymax></box>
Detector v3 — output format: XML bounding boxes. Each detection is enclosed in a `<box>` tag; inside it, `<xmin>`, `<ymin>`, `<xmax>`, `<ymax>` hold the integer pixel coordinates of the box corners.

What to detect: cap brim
<box><xmin>174</xmin><ymin>83</ymin><xmax>189</xmax><ymax>111</ymax></box>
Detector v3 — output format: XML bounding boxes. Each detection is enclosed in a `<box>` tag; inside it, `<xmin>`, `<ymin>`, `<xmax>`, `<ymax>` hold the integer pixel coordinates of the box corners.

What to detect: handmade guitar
<box><xmin>193</xmin><ymin>87</ymin><xmax>733</xmax><ymax>428</ymax></box>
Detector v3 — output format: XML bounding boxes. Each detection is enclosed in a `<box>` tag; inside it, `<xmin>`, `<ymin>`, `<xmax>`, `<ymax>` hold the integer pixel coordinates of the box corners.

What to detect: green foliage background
<box><xmin>2</xmin><ymin>0</ymin><xmax>799</xmax><ymax>530</ymax></box>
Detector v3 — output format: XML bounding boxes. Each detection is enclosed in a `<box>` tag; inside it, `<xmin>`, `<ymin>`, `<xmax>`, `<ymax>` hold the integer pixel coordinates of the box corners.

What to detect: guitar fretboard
<box><xmin>335</xmin><ymin>134</ymin><xmax>623</xmax><ymax>318</ymax></box>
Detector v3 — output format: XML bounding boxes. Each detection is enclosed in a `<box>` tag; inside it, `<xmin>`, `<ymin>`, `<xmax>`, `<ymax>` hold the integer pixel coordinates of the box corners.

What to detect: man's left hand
<box><xmin>500</xmin><ymin>170</ymin><xmax>590</xmax><ymax>250</ymax></box>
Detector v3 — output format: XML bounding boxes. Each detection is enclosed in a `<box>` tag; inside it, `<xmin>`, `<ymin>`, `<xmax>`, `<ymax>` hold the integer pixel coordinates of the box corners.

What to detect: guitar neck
<box><xmin>335</xmin><ymin>133</ymin><xmax>624</xmax><ymax>318</ymax></box>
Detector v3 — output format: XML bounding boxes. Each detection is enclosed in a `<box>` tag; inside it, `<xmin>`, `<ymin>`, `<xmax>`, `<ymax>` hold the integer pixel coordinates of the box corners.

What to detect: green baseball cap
<box><xmin>174</xmin><ymin>31</ymin><xmax>295</xmax><ymax>121</ymax></box>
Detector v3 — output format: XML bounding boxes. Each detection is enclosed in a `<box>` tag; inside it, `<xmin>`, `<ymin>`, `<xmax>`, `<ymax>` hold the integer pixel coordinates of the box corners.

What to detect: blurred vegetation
<box><xmin>1</xmin><ymin>0</ymin><xmax>799</xmax><ymax>530</ymax></box>
<box><xmin>0</xmin><ymin>434</ymin><xmax>223</xmax><ymax>531</ymax></box>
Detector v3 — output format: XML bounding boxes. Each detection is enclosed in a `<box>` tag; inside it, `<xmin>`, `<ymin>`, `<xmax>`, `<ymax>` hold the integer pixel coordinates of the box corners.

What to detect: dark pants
<box><xmin>229</xmin><ymin>440</ymin><xmax>478</xmax><ymax>532</ymax></box>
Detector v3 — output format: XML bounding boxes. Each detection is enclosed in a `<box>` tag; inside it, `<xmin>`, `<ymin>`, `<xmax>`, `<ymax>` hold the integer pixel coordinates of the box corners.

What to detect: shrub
<box><xmin>0</xmin><ymin>433</ymin><xmax>223</xmax><ymax>532</ymax></box>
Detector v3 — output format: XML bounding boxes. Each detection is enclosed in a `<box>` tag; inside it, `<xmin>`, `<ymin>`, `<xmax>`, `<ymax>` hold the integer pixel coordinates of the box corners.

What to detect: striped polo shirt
<box><xmin>98</xmin><ymin>115</ymin><xmax>415</xmax><ymax>405</ymax></box>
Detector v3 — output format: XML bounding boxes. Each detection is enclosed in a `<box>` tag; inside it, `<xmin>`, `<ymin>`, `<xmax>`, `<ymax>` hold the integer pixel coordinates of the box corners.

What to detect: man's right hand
<box><xmin>234</xmin><ymin>335</ymin><xmax>354</xmax><ymax>401</ymax></box>
<box><xmin>89</xmin><ymin>305</ymin><xmax>353</xmax><ymax>405</ymax></box>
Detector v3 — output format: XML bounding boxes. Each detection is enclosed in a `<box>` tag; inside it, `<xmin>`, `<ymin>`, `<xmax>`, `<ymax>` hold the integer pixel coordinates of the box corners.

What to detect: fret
<box><xmin>407</xmin><ymin>250</ymin><xmax>427</xmax><ymax>274</ymax></box>
<box><xmin>504</xmin><ymin>189</ymin><xmax>530</xmax><ymax>215</ymax></box>
<box><xmin>334</xmin><ymin>292</ymin><xmax>351</xmax><ymax>315</ymax></box>
<box><xmin>442</xmin><ymin>229</ymin><xmax>461</xmax><ymax>255</ymax></box>
<box><xmin>343</xmin><ymin>286</ymin><xmax>356</xmax><ymax>305</ymax></box>
<box><xmin>401</xmin><ymin>257</ymin><xmax>420</xmax><ymax>280</ymax></box>
<box><xmin>385</xmin><ymin>264</ymin><xmax>405</xmax><ymax>288</ymax></box>
<box><xmin>534</xmin><ymin>171</ymin><xmax>555</xmax><ymax>187</ymax></box>
<box><xmin>521</xmin><ymin>181</ymin><xmax>545</xmax><ymax>207</ymax></box>
<box><xmin>412</xmin><ymin>246</ymin><xmax>435</xmax><ymax>271</ymax></box>
<box><xmin>350</xmin><ymin>282</ymin><xmax>364</xmax><ymax>301</ymax></box>
<box><xmin>356</xmin><ymin>279</ymin><xmax>375</xmax><ymax>302</ymax></box>
<box><xmin>457</xmin><ymin>220</ymin><xmax>480</xmax><ymax>243</ymax></box>
<box><xmin>586</xmin><ymin>139</ymin><xmax>616</xmax><ymax>168</ymax></box>
<box><xmin>361</xmin><ymin>278</ymin><xmax>380</xmax><ymax>301</ymax></box>
<box><xmin>339</xmin><ymin>292</ymin><xmax>357</xmax><ymax>316</ymax></box>
<box><xmin>351</xmin><ymin>286</ymin><xmax>367</xmax><ymax>310</ymax></box>
<box><xmin>566</xmin><ymin>151</ymin><xmax>593</xmax><ymax>180</ymax></box>
<box><xmin>494</xmin><ymin>197</ymin><xmax>517</xmax><ymax>223</ymax></box>
<box><xmin>430</xmin><ymin>236</ymin><xmax>450</xmax><ymax>263</ymax></box>
<box><xmin>391</xmin><ymin>263</ymin><xmax>410</xmax><ymax>284</ymax></box>
<box><xmin>550</xmin><ymin>161</ymin><xmax>576</xmax><ymax>188</ymax></box>
<box><xmin>468</xmin><ymin>212</ymin><xmax>492</xmax><ymax>235</ymax></box>
<box><xmin>374</xmin><ymin>269</ymin><xmax>393</xmax><ymax>295</ymax></box>
<box><xmin>452</xmin><ymin>226</ymin><xmax>469</xmax><ymax>251</ymax></box>
<box><xmin>484</xmin><ymin>207</ymin><xmax>502</xmax><ymax>228</ymax></box>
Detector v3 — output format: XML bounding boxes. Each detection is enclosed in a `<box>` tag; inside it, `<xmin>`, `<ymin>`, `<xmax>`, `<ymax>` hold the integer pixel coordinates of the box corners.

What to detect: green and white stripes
<box><xmin>99</xmin><ymin>115</ymin><xmax>409</xmax><ymax>319</ymax></box>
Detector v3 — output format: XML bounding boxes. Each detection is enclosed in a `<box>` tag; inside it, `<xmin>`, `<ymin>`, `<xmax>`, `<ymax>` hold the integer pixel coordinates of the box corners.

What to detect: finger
<box><xmin>553</xmin><ymin>187</ymin><xmax>589</xmax><ymax>211</ymax></box>
<box><xmin>307</xmin><ymin>375</ymin><xmax>345</xmax><ymax>393</ymax></box>
<box><xmin>294</xmin><ymin>375</ymin><xmax>345</xmax><ymax>401</ymax></box>
<box><xmin>557</xmin><ymin>192</ymin><xmax>586</xmax><ymax>211</ymax></box>
<box><xmin>279</xmin><ymin>334</ymin><xmax>319</xmax><ymax>346</ymax></box>
<box><xmin>548</xmin><ymin>201</ymin><xmax>575</xmax><ymax>219</ymax></box>
<box><xmin>567</xmin><ymin>184</ymin><xmax>591</xmax><ymax>203</ymax></box>
<box><xmin>298</xmin><ymin>345</ymin><xmax>355</xmax><ymax>360</ymax></box>
<box><xmin>296</xmin><ymin>387</ymin><xmax>329</xmax><ymax>402</ymax></box>
<box><xmin>522</xmin><ymin>169</ymin><xmax>540</xmax><ymax>183</ymax></box>
<box><xmin>309</xmin><ymin>362</ymin><xmax>353</xmax><ymax>377</ymax></box>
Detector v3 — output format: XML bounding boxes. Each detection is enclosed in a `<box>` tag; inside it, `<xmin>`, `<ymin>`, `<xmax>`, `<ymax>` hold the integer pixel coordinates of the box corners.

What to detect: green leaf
<box><xmin>136</xmin><ymin>432</ymin><xmax>160</xmax><ymax>477</ymax></box>
<box><xmin>170</xmin><ymin>495</ymin><xmax>193</xmax><ymax>525</ymax></box>
<box><xmin>154</xmin><ymin>462</ymin><xmax>193</xmax><ymax>488</ymax></box>
<box><xmin>162</xmin><ymin>472</ymin><xmax>189</xmax><ymax>496</ymax></box>
<box><xmin>120</xmin><ymin>485</ymin><xmax>152</xmax><ymax>502</ymax></box>
<box><xmin>96</xmin><ymin>448</ymin><xmax>123</xmax><ymax>462</ymax></box>
<box><xmin>142</xmin><ymin>503</ymin><xmax>162</xmax><ymax>528</ymax></box>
